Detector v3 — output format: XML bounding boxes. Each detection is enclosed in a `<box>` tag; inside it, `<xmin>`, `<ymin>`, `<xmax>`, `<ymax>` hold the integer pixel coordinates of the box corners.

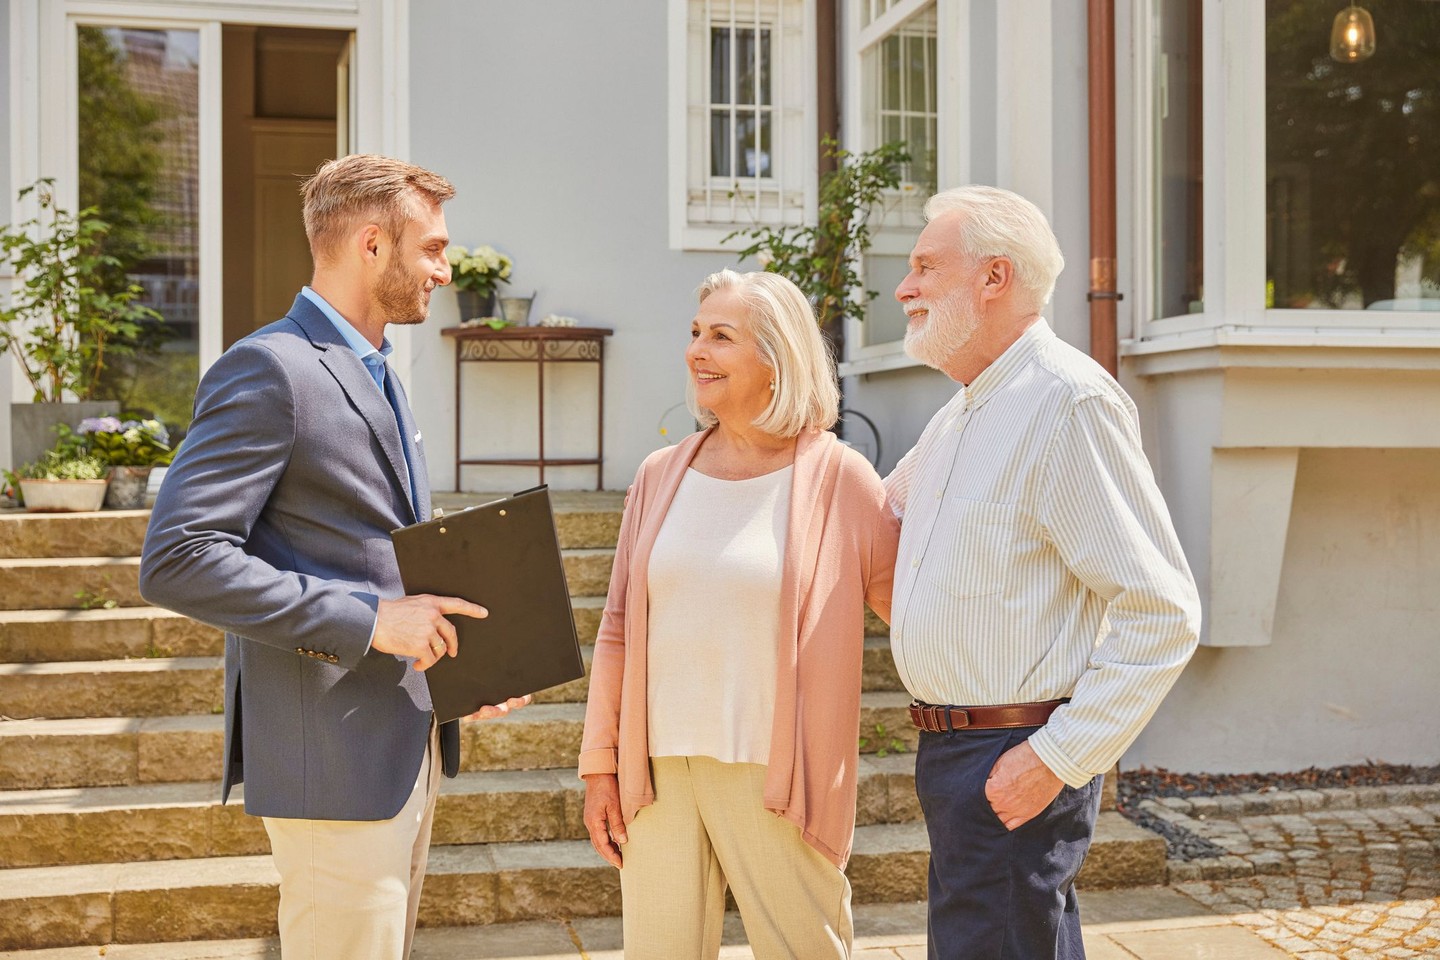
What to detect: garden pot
<box><xmin>104</xmin><ymin>465</ymin><xmax>153</xmax><ymax>510</ymax></box>
<box><xmin>19</xmin><ymin>478</ymin><xmax>108</xmax><ymax>513</ymax></box>
<box><xmin>455</xmin><ymin>289</ymin><xmax>495</xmax><ymax>321</ymax></box>
<box><xmin>9</xmin><ymin>400</ymin><xmax>120</xmax><ymax>472</ymax></box>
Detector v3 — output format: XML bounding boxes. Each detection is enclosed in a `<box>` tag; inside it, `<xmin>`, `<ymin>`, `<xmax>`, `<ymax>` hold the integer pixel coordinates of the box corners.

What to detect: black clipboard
<box><xmin>390</xmin><ymin>486</ymin><xmax>584</xmax><ymax>723</ymax></box>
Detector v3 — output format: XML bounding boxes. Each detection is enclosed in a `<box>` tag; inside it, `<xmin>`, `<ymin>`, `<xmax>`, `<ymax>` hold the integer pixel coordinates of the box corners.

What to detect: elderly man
<box><xmin>884</xmin><ymin>185</ymin><xmax>1201</xmax><ymax>960</ymax></box>
<box><xmin>141</xmin><ymin>155</ymin><xmax>528</xmax><ymax>960</ymax></box>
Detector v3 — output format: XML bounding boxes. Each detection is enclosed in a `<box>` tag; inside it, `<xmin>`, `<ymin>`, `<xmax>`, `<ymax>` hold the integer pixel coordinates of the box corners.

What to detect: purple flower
<box><xmin>77</xmin><ymin>416</ymin><xmax>123</xmax><ymax>434</ymax></box>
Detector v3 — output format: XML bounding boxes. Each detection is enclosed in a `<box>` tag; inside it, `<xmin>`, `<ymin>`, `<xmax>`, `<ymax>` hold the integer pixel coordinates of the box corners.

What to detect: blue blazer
<box><xmin>141</xmin><ymin>293</ymin><xmax>460</xmax><ymax>820</ymax></box>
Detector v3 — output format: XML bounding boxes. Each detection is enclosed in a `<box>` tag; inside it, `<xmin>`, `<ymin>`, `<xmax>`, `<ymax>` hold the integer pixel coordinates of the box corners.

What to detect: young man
<box><xmin>140</xmin><ymin>155</ymin><xmax>528</xmax><ymax>959</ymax></box>
<box><xmin>885</xmin><ymin>185</ymin><xmax>1201</xmax><ymax>959</ymax></box>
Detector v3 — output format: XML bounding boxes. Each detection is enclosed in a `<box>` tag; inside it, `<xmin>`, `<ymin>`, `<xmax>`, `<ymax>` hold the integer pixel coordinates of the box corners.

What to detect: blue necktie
<box><xmin>377</xmin><ymin>361</ymin><xmax>420</xmax><ymax>520</ymax></box>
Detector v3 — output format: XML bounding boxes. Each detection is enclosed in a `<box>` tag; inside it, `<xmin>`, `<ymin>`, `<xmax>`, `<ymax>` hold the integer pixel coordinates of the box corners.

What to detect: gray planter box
<box><xmin>9</xmin><ymin>401</ymin><xmax>121</xmax><ymax>471</ymax></box>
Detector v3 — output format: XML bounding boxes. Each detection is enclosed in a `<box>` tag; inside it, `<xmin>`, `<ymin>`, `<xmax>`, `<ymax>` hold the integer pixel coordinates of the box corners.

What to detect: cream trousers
<box><xmin>262</xmin><ymin>722</ymin><xmax>440</xmax><ymax>960</ymax></box>
<box><xmin>619</xmin><ymin>755</ymin><xmax>854</xmax><ymax>960</ymax></box>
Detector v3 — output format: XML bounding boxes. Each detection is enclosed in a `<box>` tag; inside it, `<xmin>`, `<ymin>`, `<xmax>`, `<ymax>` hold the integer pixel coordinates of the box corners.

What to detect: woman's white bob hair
<box><xmin>687</xmin><ymin>269</ymin><xmax>840</xmax><ymax>438</ymax></box>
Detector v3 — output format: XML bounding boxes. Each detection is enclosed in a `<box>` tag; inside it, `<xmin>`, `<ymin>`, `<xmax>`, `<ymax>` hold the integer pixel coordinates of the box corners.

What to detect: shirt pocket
<box><xmin>929</xmin><ymin>499</ymin><xmax>1018</xmax><ymax>599</ymax></box>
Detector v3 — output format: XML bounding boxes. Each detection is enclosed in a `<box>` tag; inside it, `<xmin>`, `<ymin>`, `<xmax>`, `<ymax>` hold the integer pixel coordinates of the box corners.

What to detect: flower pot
<box><xmin>455</xmin><ymin>289</ymin><xmax>494</xmax><ymax>321</ymax></box>
<box><xmin>498</xmin><ymin>293</ymin><xmax>535</xmax><ymax>326</ymax></box>
<box><xmin>19</xmin><ymin>478</ymin><xmax>108</xmax><ymax>513</ymax></box>
<box><xmin>104</xmin><ymin>465</ymin><xmax>153</xmax><ymax>510</ymax></box>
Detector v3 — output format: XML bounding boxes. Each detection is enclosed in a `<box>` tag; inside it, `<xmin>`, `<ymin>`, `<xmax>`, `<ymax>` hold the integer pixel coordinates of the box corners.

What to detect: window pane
<box><xmin>78</xmin><ymin>26</ymin><xmax>201</xmax><ymax>434</ymax></box>
<box><xmin>736</xmin><ymin>28</ymin><xmax>756</xmax><ymax>104</ymax></box>
<box><xmin>735</xmin><ymin>109</ymin><xmax>771</xmax><ymax>178</ymax></box>
<box><xmin>710</xmin><ymin>27</ymin><xmax>731</xmax><ymax>105</ymax></box>
<box><xmin>1267</xmin><ymin>0</ymin><xmax>1440</xmax><ymax>310</ymax></box>
<box><xmin>711</xmin><ymin>109</ymin><xmax>732</xmax><ymax>177</ymax></box>
<box><xmin>905</xmin><ymin>35</ymin><xmax>928</xmax><ymax>111</ymax></box>
<box><xmin>1153</xmin><ymin>0</ymin><xmax>1204</xmax><ymax>318</ymax></box>
<box><xmin>758</xmin><ymin>28</ymin><xmax>772</xmax><ymax>106</ymax></box>
<box><xmin>882</xmin><ymin>35</ymin><xmax>902</xmax><ymax>111</ymax></box>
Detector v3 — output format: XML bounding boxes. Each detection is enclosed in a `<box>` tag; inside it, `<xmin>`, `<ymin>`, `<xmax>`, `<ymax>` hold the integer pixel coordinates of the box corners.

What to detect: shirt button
<box><xmin>911</xmin><ymin>558</ymin><xmax>921</xmax><ymax>568</ymax></box>
<box><xmin>934</xmin><ymin>489</ymin><xmax>943</xmax><ymax>499</ymax></box>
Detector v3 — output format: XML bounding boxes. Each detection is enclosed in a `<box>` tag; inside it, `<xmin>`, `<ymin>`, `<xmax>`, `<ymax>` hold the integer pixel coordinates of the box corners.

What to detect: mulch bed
<box><xmin>1114</xmin><ymin>762</ymin><xmax>1440</xmax><ymax>862</ymax></box>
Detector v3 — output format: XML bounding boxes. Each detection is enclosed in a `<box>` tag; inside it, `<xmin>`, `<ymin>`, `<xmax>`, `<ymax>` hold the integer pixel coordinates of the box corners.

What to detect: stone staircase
<box><xmin>0</xmin><ymin>495</ymin><xmax>1164</xmax><ymax>952</ymax></box>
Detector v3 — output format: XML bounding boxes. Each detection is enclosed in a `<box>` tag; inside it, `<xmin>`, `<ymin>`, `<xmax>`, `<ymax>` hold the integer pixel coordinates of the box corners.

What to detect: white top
<box><xmin>884</xmin><ymin>320</ymin><xmax>1201</xmax><ymax>788</ymax></box>
<box><xmin>646</xmin><ymin>464</ymin><xmax>793</xmax><ymax>764</ymax></box>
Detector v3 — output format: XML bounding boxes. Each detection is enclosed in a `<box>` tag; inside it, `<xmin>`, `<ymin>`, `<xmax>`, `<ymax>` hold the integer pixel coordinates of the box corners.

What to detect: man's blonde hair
<box><xmin>688</xmin><ymin>269</ymin><xmax>839</xmax><ymax>438</ymax></box>
<box><xmin>301</xmin><ymin>154</ymin><xmax>456</xmax><ymax>263</ymax></box>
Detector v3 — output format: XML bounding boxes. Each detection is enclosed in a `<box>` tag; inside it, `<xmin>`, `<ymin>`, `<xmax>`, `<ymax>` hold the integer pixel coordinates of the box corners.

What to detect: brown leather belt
<box><xmin>908</xmin><ymin>699</ymin><xmax>1068</xmax><ymax>733</ymax></box>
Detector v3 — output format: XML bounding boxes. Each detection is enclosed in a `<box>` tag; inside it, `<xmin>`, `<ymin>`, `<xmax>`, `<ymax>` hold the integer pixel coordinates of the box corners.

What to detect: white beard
<box><xmin>902</xmin><ymin>289</ymin><xmax>982</xmax><ymax>371</ymax></box>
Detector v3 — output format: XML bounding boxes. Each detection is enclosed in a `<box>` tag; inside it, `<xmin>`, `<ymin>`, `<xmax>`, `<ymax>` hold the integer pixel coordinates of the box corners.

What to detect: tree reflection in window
<box><xmin>1267</xmin><ymin>0</ymin><xmax>1440</xmax><ymax>310</ymax></box>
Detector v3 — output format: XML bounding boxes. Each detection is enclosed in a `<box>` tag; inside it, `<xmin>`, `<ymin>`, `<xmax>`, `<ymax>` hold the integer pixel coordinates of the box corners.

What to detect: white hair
<box><xmin>687</xmin><ymin>269</ymin><xmax>840</xmax><ymax>438</ymax></box>
<box><xmin>923</xmin><ymin>186</ymin><xmax>1065</xmax><ymax>308</ymax></box>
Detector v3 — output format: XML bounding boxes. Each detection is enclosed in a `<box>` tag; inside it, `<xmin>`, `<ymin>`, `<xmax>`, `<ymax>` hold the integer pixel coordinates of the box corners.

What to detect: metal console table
<box><xmin>441</xmin><ymin>325</ymin><xmax>613</xmax><ymax>491</ymax></box>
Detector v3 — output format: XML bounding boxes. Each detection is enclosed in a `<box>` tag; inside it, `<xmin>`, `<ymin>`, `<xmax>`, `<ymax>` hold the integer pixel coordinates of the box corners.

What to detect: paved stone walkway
<box><xmin>1138</xmin><ymin>785</ymin><xmax>1440</xmax><ymax>958</ymax></box>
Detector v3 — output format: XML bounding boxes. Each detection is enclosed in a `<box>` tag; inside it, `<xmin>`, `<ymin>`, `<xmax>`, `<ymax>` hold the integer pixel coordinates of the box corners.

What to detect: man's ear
<box><xmin>356</xmin><ymin>223</ymin><xmax>384</xmax><ymax>264</ymax></box>
<box><xmin>981</xmin><ymin>257</ymin><xmax>1014</xmax><ymax>302</ymax></box>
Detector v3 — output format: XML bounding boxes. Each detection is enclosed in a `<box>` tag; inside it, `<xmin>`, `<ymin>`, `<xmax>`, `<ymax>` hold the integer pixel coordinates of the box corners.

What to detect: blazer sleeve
<box><xmin>138</xmin><ymin>340</ymin><xmax>379</xmax><ymax>669</ymax></box>
<box><xmin>577</xmin><ymin>469</ymin><xmax>645</xmax><ymax>777</ymax></box>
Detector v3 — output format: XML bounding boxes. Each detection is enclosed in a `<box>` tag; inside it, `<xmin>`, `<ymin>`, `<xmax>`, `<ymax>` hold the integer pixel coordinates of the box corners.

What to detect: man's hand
<box><xmin>462</xmin><ymin>695</ymin><xmax>531</xmax><ymax>721</ymax></box>
<box><xmin>372</xmin><ymin>594</ymin><xmax>487</xmax><ymax>671</ymax></box>
<box><xmin>985</xmin><ymin>739</ymin><xmax>1064</xmax><ymax>831</ymax></box>
<box><xmin>582</xmin><ymin>773</ymin><xmax>627</xmax><ymax>868</ymax></box>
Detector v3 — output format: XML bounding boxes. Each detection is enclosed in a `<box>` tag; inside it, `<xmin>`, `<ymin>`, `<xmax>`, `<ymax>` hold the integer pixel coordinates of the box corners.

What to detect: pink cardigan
<box><xmin>579</xmin><ymin>428</ymin><xmax>899</xmax><ymax>868</ymax></box>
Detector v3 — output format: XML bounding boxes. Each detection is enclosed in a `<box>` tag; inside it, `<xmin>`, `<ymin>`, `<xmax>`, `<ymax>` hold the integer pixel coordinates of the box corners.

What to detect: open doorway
<box><xmin>221</xmin><ymin>26</ymin><xmax>353</xmax><ymax>349</ymax></box>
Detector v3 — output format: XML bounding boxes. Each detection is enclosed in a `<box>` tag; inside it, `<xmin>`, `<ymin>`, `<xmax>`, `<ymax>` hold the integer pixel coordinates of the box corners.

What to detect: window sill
<box><xmin>838</xmin><ymin>346</ymin><xmax>923</xmax><ymax>377</ymax></box>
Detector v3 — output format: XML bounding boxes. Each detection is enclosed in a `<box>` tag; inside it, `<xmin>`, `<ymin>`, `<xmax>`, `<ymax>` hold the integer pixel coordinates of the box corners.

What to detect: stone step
<box><xmin>0</xmin><ymin>752</ymin><xmax>923</xmax><ymax>869</ymax></box>
<box><xmin>0</xmin><ymin>598</ymin><xmax>607</xmax><ymax>664</ymax></box>
<box><xmin>0</xmin><ymin>496</ymin><xmax>623</xmax><ymax>562</ymax></box>
<box><xmin>0</xmin><ymin>813</ymin><xmax>1158</xmax><ymax>950</ymax></box>
<box><xmin>0</xmin><ymin>658</ymin><xmax>224</xmax><ymax>720</ymax></box>
<box><xmin>0</xmin><ymin>550</ymin><xmax>617</xmax><ymax>613</ymax></box>
<box><xmin>0</xmin><ymin>608</ymin><xmax>223</xmax><ymax>663</ymax></box>
<box><xmin>0</xmin><ymin>510</ymin><xmax>152</xmax><ymax>561</ymax></box>
<box><xmin>0</xmin><ymin>693</ymin><xmax>918</xmax><ymax>790</ymax></box>
<box><xmin>0</xmin><ymin>635</ymin><xmax>901</xmax><ymax>717</ymax></box>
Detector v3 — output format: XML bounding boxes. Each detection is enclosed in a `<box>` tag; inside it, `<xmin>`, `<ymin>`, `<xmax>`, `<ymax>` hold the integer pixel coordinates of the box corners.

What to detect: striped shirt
<box><xmin>884</xmin><ymin>319</ymin><xmax>1201</xmax><ymax>788</ymax></box>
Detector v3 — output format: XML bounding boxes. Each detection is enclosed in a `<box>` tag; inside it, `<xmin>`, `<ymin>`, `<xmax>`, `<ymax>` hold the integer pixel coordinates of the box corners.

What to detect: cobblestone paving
<box><xmin>1142</xmin><ymin>786</ymin><xmax>1440</xmax><ymax>958</ymax></box>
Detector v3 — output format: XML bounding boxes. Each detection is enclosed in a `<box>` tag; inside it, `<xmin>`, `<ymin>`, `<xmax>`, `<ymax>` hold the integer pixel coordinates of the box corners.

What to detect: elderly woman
<box><xmin>580</xmin><ymin>269</ymin><xmax>899</xmax><ymax>959</ymax></box>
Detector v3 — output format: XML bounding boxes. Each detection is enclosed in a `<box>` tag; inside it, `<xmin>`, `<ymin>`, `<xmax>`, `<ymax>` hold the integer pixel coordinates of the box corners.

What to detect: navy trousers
<box><xmin>915</xmin><ymin>725</ymin><xmax>1102</xmax><ymax>960</ymax></box>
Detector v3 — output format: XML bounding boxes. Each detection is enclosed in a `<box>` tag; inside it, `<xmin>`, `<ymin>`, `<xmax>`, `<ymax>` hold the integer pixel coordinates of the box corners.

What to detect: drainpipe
<box><xmin>1087</xmin><ymin>0</ymin><xmax>1120</xmax><ymax>376</ymax></box>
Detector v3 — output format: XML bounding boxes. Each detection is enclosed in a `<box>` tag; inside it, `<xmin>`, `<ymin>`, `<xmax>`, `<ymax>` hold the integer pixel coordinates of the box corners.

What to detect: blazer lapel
<box><xmin>287</xmin><ymin>296</ymin><xmax>416</xmax><ymax>523</ymax></box>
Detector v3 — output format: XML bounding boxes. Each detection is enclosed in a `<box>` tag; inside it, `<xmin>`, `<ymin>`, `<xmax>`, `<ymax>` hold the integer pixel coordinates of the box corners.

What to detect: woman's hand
<box><xmin>582</xmin><ymin>773</ymin><xmax>627</xmax><ymax>868</ymax></box>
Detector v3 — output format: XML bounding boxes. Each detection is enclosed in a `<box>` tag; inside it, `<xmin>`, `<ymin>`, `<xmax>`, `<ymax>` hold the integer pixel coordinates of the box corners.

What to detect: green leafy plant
<box><xmin>0</xmin><ymin>178</ymin><xmax>162</xmax><ymax>402</ymax></box>
<box><xmin>74</xmin><ymin>588</ymin><xmax>119</xmax><ymax>611</ymax></box>
<box><xmin>13</xmin><ymin>448</ymin><xmax>107</xmax><ymax>481</ymax></box>
<box><xmin>859</xmin><ymin>722</ymin><xmax>908</xmax><ymax>758</ymax></box>
<box><xmin>446</xmin><ymin>244</ymin><xmax>513</xmax><ymax>300</ymax></box>
<box><xmin>71</xmin><ymin>416</ymin><xmax>174</xmax><ymax>467</ymax></box>
<box><xmin>726</xmin><ymin>139</ymin><xmax>911</xmax><ymax>330</ymax></box>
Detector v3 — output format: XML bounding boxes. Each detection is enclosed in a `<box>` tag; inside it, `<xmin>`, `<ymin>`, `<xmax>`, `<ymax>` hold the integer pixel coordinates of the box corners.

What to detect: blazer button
<box><xmin>327</xmin><ymin>655</ymin><xmax>339</xmax><ymax>664</ymax></box>
<box><xmin>295</xmin><ymin>647</ymin><xmax>304</xmax><ymax>655</ymax></box>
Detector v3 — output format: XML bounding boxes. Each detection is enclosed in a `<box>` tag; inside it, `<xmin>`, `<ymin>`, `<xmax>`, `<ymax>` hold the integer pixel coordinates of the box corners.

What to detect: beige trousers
<box><xmin>262</xmin><ymin>722</ymin><xmax>440</xmax><ymax>960</ymax></box>
<box><xmin>619</xmin><ymin>755</ymin><xmax>854</xmax><ymax>960</ymax></box>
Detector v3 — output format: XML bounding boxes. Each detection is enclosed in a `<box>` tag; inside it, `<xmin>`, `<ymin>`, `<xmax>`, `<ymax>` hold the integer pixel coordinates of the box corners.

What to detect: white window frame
<box><xmin>838</xmin><ymin>0</ymin><xmax>967</xmax><ymax>376</ymax></box>
<box><xmin>1129</xmin><ymin>0</ymin><xmax>1440</xmax><ymax>351</ymax></box>
<box><xmin>8</xmin><ymin>0</ymin><xmax>407</xmax><ymax>394</ymax></box>
<box><xmin>667</xmin><ymin>0</ymin><xmax>818</xmax><ymax>252</ymax></box>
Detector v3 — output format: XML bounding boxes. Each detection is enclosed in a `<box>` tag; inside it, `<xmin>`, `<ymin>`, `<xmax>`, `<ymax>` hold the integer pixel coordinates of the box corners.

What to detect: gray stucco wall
<box><xmin>407</xmin><ymin>1</ymin><xmax>734</xmax><ymax>492</ymax></box>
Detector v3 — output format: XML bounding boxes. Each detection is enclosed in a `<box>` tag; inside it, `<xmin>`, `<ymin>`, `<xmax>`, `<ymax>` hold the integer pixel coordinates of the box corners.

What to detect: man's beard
<box><xmin>374</xmin><ymin>259</ymin><xmax>430</xmax><ymax>326</ymax></box>
<box><xmin>903</xmin><ymin>288</ymin><xmax>981</xmax><ymax>370</ymax></box>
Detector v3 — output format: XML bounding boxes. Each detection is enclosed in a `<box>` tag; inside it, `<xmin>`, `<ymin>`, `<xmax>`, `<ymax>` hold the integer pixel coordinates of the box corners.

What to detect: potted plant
<box><xmin>0</xmin><ymin>178</ymin><xmax>161</xmax><ymax>471</ymax></box>
<box><xmin>5</xmin><ymin>437</ymin><xmax>109</xmax><ymax>513</ymax></box>
<box><xmin>75</xmin><ymin>416</ymin><xmax>174</xmax><ymax>509</ymax></box>
<box><xmin>447</xmin><ymin>244</ymin><xmax>513</xmax><ymax>320</ymax></box>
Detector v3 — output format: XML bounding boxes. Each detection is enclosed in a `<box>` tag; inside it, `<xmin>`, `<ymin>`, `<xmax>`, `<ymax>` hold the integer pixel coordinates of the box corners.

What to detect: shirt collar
<box><xmin>963</xmin><ymin>318</ymin><xmax>1054</xmax><ymax>411</ymax></box>
<box><xmin>301</xmin><ymin>286</ymin><xmax>393</xmax><ymax>380</ymax></box>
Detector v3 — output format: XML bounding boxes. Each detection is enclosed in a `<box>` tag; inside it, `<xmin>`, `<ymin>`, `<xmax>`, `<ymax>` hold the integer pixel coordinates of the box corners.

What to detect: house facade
<box><xmin>4</xmin><ymin>0</ymin><xmax>1437</xmax><ymax>775</ymax></box>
